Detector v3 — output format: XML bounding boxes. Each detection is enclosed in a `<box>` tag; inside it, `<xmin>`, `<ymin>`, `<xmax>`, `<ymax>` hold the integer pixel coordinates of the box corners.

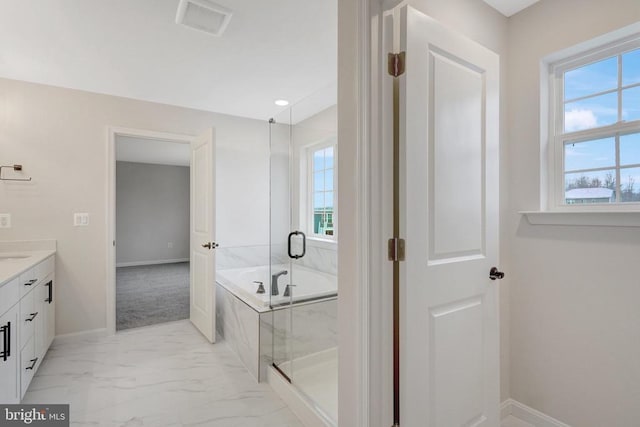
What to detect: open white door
<box><xmin>399</xmin><ymin>6</ymin><xmax>501</xmax><ymax>426</ymax></box>
<box><xmin>190</xmin><ymin>128</ymin><xmax>217</xmax><ymax>343</ymax></box>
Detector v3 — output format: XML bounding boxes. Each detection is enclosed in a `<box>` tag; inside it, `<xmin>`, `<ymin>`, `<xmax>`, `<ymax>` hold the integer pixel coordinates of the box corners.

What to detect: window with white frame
<box><xmin>308</xmin><ymin>143</ymin><xmax>336</xmax><ymax>239</ymax></box>
<box><xmin>552</xmin><ymin>37</ymin><xmax>640</xmax><ymax>207</ymax></box>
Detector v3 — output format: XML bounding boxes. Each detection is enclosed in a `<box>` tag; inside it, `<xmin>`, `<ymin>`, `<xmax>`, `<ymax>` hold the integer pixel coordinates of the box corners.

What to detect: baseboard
<box><xmin>54</xmin><ymin>328</ymin><xmax>108</xmax><ymax>343</ymax></box>
<box><xmin>116</xmin><ymin>258</ymin><xmax>189</xmax><ymax>267</ymax></box>
<box><xmin>501</xmin><ymin>399</ymin><xmax>571</xmax><ymax>427</ymax></box>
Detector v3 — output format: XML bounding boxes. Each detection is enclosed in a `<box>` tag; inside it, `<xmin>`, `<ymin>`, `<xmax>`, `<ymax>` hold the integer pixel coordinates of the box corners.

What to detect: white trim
<box><xmin>54</xmin><ymin>328</ymin><xmax>108</xmax><ymax>343</ymax></box>
<box><xmin>521</xmin><ymin>210</ymin><xmax>640</xmax><ymax>226</ymax></box>
<box><xmin>115</xmin><ymin>258</ymin><xmax>189</xmax><ymax>268</ymax></box>
<box><xmin>267</xmin><ymin>366</ymin><xmax>335</xmax><ymax>427</ymax></box>
<box><xmin>501</xmin><ymin>399</ymin><xmax>572</xmax><ymax>427</ymax></box>
<box><xmin>106</xmin><ymin>126</ymin><xmax>194</xmax><ymax>336</ymax></box>
<box><xmin>356</xmin><ymin>0</ymin><xmax>371</xmax><ymax>426</ymax></box>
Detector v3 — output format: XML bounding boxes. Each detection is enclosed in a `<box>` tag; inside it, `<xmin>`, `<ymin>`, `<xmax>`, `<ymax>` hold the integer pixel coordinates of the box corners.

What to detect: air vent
<box><xmin>176</xmin><ymin>0</ymin><xmax>232</xmax><ymax>37</ymax></box>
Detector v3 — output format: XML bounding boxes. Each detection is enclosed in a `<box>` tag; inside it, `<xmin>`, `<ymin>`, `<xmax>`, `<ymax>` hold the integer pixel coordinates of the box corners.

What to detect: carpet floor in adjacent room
<box><xmin>116</xmin><ymin>262</ymin><xmax>190</xmax><ymax>331</ymax></box>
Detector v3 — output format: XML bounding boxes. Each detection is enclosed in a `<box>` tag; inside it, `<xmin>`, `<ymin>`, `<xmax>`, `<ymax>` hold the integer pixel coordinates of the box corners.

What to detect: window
<box><xmin>308</xmin><ymin>143</ymin><xmax>336</xmax><ymax>239</ymax></box>
<box><xmin>552</xmin><ymin>37</ymin><xmax>640</xmax><ymax>207</ymax></box>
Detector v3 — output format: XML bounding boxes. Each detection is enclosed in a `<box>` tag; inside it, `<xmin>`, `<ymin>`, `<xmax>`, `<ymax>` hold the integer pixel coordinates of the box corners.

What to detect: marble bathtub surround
<box><xmin>215</xmin><ymin>283</ymin><xmax>338</xmax><ymax>383</ymax></box>
<box><xmin>215</xmin><ymin>284</ymin><xmax>261</xmax><ymax>380</ymax></box>
<box><xmin>23</xmin><ymin>320</ymin><xmax>303</xmax><ymax>426</ymax></box>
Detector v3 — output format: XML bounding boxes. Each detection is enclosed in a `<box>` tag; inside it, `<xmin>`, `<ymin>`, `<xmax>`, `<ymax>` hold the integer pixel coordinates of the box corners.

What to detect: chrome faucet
<box><xmin>271</xmin><ymin>270</ymin><xmax>288</xmax><ymax>296</ymax></box>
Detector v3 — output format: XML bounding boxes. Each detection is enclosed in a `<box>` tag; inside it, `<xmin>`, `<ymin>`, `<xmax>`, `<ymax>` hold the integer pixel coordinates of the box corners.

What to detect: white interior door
<box><xmin>190</xmin><ymin>128</ymin><xmax>217</xmax><ymax>343</ymax></box>
<box><xmin>399</xmin><ymin>6</ymin><xmax>500</xmax><ymax>426</ymax></box>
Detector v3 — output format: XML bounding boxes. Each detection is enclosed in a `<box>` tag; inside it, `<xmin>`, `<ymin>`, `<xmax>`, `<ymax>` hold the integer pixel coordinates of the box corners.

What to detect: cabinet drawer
<box><xmin>19</xmin><ymin>268</ymin><xmax>38</xmax><ymax>299</ymax></box>
<box><xmin>19</xmin><ymin>290</ymin><xmax>37</xmax><ymax>349</ymax></box>
<box><xmin>0</xmin><ymin>277</ymin><xmax>19</xmax><ymax>316</ymax></box>
<box><xmin>20</xmin><ymin>336</ymin><xmax>36</xmax><ymax>399</ymax></box>
<box><xmin>36</xmin><ymin>257</ymin><xmax>55</xmax><ymax>282</ymax></box>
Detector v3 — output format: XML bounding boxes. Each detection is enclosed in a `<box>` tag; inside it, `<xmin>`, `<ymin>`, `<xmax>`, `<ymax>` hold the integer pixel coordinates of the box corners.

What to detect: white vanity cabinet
<box><xmin>0</xmin><ymin>253</ymin><xmax>55</xmax><ymax>403</ymax></box>
<box><xmin>0</xmin><ymin>284</ymin><xmax>20</xmax><ymax>404</ymax></box>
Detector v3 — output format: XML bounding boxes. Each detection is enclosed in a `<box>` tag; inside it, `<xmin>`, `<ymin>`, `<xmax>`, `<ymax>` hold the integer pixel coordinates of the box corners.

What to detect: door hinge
<box><xmin>388</xmin><ymin>52</ymin><xmax>406</xmax><ymax>77</ymax></box>
<box><xmin>388</xmin><ymin>238</ymin><xmax>405</xmax><ymax>262</ymax></box>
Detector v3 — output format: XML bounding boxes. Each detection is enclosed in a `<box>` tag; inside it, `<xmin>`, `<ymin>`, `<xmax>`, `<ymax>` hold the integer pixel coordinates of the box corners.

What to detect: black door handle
<box><xmin>287</xmin><ymin>231</ymin><xmax>306</xmax><ymax>259</ymax></box>
<box><xmin>489</xmin><ymin>267</ymin><xmax>505</xmax><ymax>280</ymax></box>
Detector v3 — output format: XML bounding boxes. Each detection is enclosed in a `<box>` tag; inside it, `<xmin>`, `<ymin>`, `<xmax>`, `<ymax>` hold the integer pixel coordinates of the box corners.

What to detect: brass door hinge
<box><xmin>388</xmin><ymin>237</ymin><xmax>405</xmax><ymax>262</ymax></box>
<box><xmin>388</xmin><ymin>52</ymin><xmax>406</xmax><ymax>77</ymax></box>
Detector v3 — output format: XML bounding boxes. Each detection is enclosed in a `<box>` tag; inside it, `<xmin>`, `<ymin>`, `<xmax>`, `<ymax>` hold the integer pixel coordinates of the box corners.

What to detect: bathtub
<box><xmin>216</xmin><ymin>264</ymin><xmax>337</xmax><ymax>312</ymax></box>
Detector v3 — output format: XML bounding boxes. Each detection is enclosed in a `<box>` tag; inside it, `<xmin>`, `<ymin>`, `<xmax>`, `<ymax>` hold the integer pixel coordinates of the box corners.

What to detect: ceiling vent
<box><xmin>176</xmin><ymin>0</ymin><xmax>233</xmax><ymax>37</ymax></box>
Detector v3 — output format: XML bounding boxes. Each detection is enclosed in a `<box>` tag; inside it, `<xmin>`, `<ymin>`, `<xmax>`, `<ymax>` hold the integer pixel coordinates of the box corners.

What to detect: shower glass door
<box><xmin>269</xmin><ymin>108</ymin><xmax>295</xmax><ymax>380</ymax></box>
<box><xmin>269</xmin><ymin>85</ymin><xmax>339</xmax><ymax>424</ymax></box>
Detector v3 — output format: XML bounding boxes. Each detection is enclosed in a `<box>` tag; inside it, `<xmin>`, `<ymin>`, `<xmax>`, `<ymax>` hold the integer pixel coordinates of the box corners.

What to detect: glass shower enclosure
<box><xmin>267</xmin><ymin>86</ymin><xmax>339</xmax><ymax>424</ymax></box>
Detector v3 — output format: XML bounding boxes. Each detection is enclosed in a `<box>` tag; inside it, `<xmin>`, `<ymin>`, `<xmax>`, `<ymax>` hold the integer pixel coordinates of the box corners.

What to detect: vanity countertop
<box><xmin>0</xmin><ymin>240</ymin><xmax>57</xmax><ymax>287</ymax></box>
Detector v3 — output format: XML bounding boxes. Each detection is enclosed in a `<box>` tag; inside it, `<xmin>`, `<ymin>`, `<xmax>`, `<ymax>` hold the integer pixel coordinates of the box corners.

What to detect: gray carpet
<box><xmin>116</xmin><ymin>262</ymin><xmax>190</xmax><ymax>331</ymax></box>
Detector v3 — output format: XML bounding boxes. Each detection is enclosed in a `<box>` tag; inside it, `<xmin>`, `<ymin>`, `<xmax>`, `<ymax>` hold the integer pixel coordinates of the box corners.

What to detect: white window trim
<box><xmin>302</xmin><ymin>138</ymin><xmax>338</xmax><ymax>241</ymax></box>
<box><xmin>524</xmin><ymin>22</ymin><xmax>640</xmax><ymax>226</ymax></box>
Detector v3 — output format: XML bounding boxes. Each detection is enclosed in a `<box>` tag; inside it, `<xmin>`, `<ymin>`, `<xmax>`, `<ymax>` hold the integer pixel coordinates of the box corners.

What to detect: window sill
<box><xmin>520</xmin><ymin>210</ymin><xmax>640</xmax><ymax>227</ymax></box>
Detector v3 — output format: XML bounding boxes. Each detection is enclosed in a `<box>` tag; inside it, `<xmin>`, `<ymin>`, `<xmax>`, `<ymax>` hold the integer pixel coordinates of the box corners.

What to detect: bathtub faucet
<box><xmin>271</xmin><ymin>270</ymin><xmax>288</xmax><ymax>296</ymax></box>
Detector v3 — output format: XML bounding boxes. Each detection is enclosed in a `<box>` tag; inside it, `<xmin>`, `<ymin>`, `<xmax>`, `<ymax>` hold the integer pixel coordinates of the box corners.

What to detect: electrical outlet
<box><xmin>0</xmin><ymin>213</ymin><xmax>11</xmax><ymax>228</ymax></box>
<box><xmin>168</xmin><ymin>242</ymin><xmax>174</xmax><ymax>248</ymax></box>
<box><xmin>73</xmin><ymin>213</ymin><xmax>90</xmax><ymax>227</ymax></box>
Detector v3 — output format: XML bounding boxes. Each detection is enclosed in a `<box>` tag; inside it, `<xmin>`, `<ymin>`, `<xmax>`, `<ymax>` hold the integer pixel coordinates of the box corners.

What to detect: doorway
<box><xmin>107</xmin><ymin>127</ymin><xmax>217</xmax><ymax>341</ymax></box>
<box><xmin>115</xmin><ymin>136</ymin><xmax>191</xmax><ymax>330</ymax></box>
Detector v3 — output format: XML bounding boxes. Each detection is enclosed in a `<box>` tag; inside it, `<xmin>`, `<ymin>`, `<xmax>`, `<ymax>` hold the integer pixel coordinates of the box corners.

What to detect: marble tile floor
<box><xmin>23</xmin><ymin>320</ymin><xmax>304</xmax><ymax>427</ymax></box>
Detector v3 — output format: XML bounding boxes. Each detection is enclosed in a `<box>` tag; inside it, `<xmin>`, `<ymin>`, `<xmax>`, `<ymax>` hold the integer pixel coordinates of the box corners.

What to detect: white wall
<box><xmin>0</xmin><ymin>77</ymin><xmax>269</xmax><ymax>335</ymax></box>
<box><xmin>507</xmin><ymin>1</ymin><xmax>640</xmax><ymax>425</ymax></box>
<box><xmin>115</xmin><ymin>161</ymin><xmax>189</xmax><ymax>265</ymax></box>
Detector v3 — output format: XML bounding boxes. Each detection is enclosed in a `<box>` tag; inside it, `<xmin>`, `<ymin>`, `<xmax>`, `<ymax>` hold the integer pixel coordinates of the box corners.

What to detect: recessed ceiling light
<box><xmin>275</xmin><ymin>99</ymin><xmax>289</xmax><ymax>106</ymax></box>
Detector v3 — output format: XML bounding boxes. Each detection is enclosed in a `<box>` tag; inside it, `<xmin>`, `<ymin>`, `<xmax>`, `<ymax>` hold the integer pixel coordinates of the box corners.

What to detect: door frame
<box><xmin>337</xmin><ymin>0</ymin><xmax>386</xmax><ymax>425</ymax></box>
<box><xmin>106</xmin><ymin>126</ymin><xmax>195</xmax><ymax>336</ymax></box>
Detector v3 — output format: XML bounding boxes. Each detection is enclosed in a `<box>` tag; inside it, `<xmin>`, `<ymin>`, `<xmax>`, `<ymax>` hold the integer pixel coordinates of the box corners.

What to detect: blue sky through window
<box><xmin>623</xmin><ymin>49</ymin><xmax>640</xmax><ymax>86</ymax></box>
<box><xmin>563</xmin><ymin>49</ymin><xmax>640</xmax><ymax>133</ymax></box>
<box><xmin>564</xmin><ymin>56</ymin><xmax>617</xmax><ymax>100</ymax></box>
<box><xmin>564</xmin><ymin>137</ymin><xmax>615</xmax><ymax>171</ymax></box>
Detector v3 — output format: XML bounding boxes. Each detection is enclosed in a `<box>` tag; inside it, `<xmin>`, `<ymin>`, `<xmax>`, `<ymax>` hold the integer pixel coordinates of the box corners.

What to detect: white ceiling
<box><xmin>0</xmin><ymin>0</ymin><xmax>337</xmax><ymax>121</ymax></box>
<box><xmin>482</xmin><ymin>0</ymin><xmax>540</xmax><ymax>17</ymax></box>
<box><xmin>116</xmin><ymin>136</ymin><xmax>190</xmax><ymax>167</ymax></box>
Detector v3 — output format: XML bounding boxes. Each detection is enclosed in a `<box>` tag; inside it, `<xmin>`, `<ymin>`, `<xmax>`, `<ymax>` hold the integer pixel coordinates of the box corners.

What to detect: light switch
<box><xmin>74</xmin><ymin>213</ymin><xmax>90</xmax><ymax>227</ymax></box>
<box><xmin>0</xmin><ymin>213</ymin><xmax>11</xmax><ymax>228</ymax></box>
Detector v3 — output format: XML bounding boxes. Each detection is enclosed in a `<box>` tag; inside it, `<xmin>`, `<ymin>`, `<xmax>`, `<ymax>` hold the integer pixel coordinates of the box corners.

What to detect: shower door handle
<box><xmin>287</xmin><ymin>231</ymin><xmax>306</xmax><ymax>259</ymax></box>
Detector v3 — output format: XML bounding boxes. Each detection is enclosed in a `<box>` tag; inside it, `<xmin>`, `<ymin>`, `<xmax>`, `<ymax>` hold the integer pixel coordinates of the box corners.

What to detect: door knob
<box><xmin>201</xmin><ymin>242</ymin><xmax>219</xmax><ymax>250</ymax></box>
<box><xmin>489</xmin><ymin>267</ymin><xmax>505</xmax><ymax>280</ymax></box>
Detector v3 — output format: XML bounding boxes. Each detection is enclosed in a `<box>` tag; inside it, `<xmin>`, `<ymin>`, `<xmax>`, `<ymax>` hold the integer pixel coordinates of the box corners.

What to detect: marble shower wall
<box><xmin>216</xmin><ymin>245</ymin><xmax>270</xmax><ymax>270</ymax></box>
<box><xmin>298</xmin><ymin>243</ymin><xmax>337</xmax><ymax>276</ymax></box>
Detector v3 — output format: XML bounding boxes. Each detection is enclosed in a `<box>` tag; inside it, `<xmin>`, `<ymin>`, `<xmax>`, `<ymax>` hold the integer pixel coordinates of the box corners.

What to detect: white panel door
<box><xmin>190</xmin><ymin>128</ymin><xmax>217</xmax><ymax>343</ymax></box>
<box><xmin>399</xmin><ymin>6</ymin><xmax>500</xmax><ymax>426</ymax></box>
